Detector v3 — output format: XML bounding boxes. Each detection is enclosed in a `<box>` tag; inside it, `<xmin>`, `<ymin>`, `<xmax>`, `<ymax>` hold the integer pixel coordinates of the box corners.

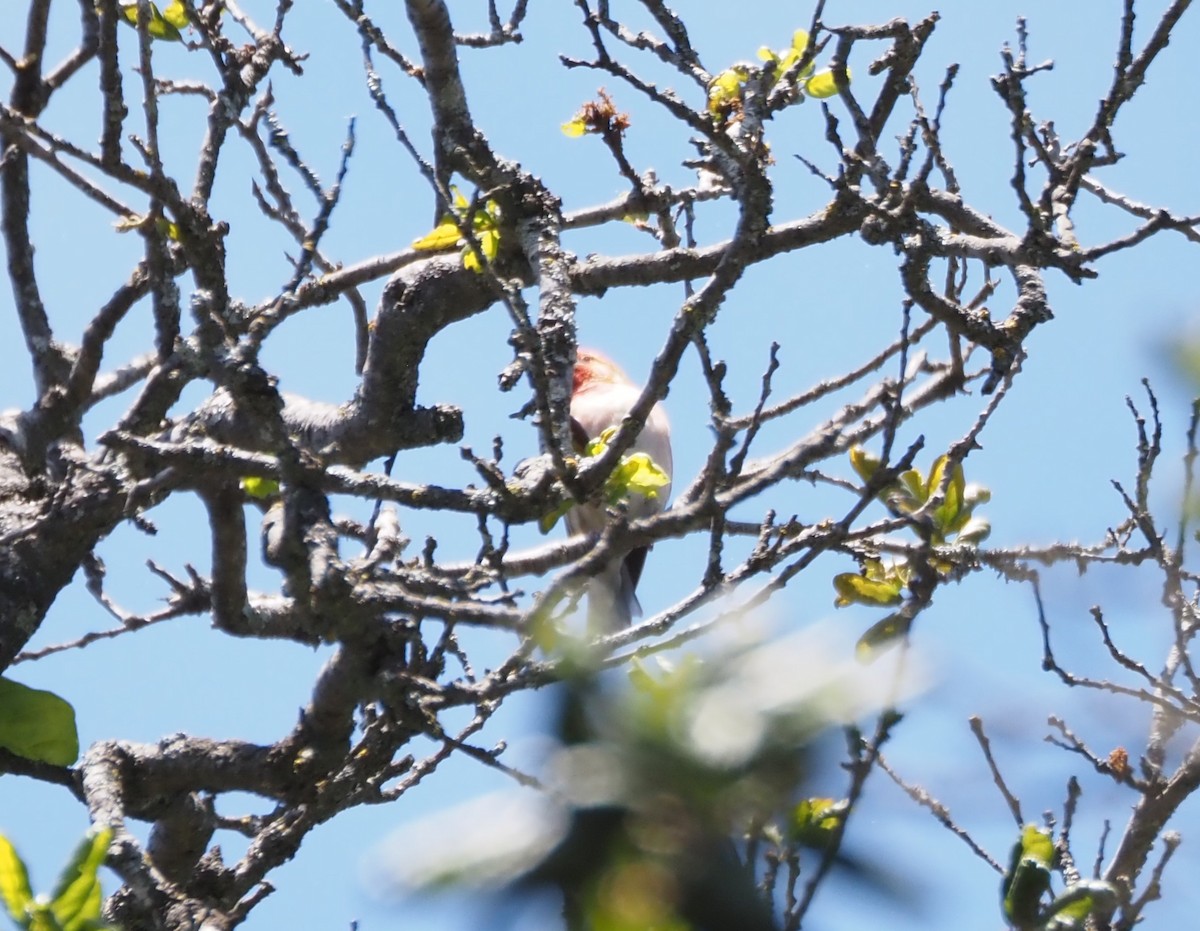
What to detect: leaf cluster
<box><xmin>1001</xmin><ymin>825</ymin><xmax>1116</xmax><ymax>931</ymax></box>
<box><xmin>412</xmin><ymin>186</ymin><xmax>503</xmax><ymax>272</ymax></box>
<box><xmin>114</xmin><ymin>1</ymin><xmax>188</xmax><ymax>42</ymax></box>
<box><xmin>707</xmin><ymin>29</ymin><xmax>846</xmax><ymax>123</ymax></box>
<box><xmin>0</xmin><ymin>830</ymin><xmax>113</xmax><ymax>931</ymax></box>
<box><xmin>833</xmin><ymin>447</ymin><xmax>991</xmax><ymax>658</ymax></box>
<box><xmin>538</xmin><ymin>427</ymin><xmax>670</xmax><ymax>533</ymax></box>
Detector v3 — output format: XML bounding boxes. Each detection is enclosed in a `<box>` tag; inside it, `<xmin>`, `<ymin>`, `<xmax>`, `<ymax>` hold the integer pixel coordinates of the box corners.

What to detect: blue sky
<box><xmin>2</xmin><ymin>1</ymin><xmax>1199</xmax><ymax>929</ymax></box>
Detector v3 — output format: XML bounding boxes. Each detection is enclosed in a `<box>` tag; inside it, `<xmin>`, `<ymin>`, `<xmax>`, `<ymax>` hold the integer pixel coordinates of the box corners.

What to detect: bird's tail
<box><xmin>585</xmin><ymin>561</ymin><xmax>641</xmax><ymax>633</ymax></box>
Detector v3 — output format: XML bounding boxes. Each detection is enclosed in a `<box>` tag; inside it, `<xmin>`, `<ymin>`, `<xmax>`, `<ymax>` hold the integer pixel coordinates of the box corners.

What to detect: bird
<box><xmin>566</xmin><ymin>348</ymin><xmax>673</xmax><ymax>630</ymax></box>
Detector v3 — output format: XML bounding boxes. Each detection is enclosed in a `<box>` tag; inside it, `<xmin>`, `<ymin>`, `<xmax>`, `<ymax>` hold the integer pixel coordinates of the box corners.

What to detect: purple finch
<box><xmin>566</xmin><ymin>349</ymin><xmax>673</xmax><ymax>630</ymax></box>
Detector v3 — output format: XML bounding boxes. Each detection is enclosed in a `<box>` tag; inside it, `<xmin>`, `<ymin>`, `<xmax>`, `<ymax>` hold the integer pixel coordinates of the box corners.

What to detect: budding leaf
<box><xmin>412</xmin><ymin>187</ymin><xmax>502</xmax><ymax>273</ymax></box>
<box><xmin>114</xmin><ymin>214</ymin><xmax>183</xmax><ymax>241</ymax></box>
<box><xmin>896</xmin><ymin>468</ymin><xmax>926</xmax><ymax>507</ymax></box>
<box><xmin>584</xmin><ymin>428</ymin><xmax>670</xmax><ymax>507</ymax></box>
<box><xmin>155</xmin><ymin>217</ymin><xmax>182</xmax><ymax>241</ymax></box>
<box><xmin>240</xmin><ymin>476</ymin><xmax>280</xmax><ymax>500</ymax></box>
<box><xmin>117</xmin><ymin>2</ymin><xmax>183</xmax><ymax>41</ymax></box>
<box><xmin>0</xmin><ymin>834</ymin><xmax>34</xmax><ymax>926</ymax></box>
<box><xmin>411</xmin><ymin>220</ymin><xmax>462</xmax><ymax>252</ymax></box>
<box><xmin>848</xmin><ymin>445</ymin><xmax>881</xmax><ymax>484</ymax></box>
<box><xmin>758</xmin><ymin>28</ymin><xmax>814</xmax><ymax>80</ymax></box>
<box><xmin>805</xmin><ymin>68</ymin><xmax>850</xmax><ymax>98</ymax></box>
<box><xmin>50</xmin><ymin>828</ymin><xmax>112</xmax><ymax>931</ymax></box>
<box><xmin>855</xmin><ymin>612</ymin><xmax>913</xmax><ymax>662</ymax></box>
<box><xmin>604</xmin><ymin>452</ymin><xmax>669</xmax><ymax>507</ymax></box>
<box><xmin>538</xmin><ymin>500</ymin><xmax>574</xmax><ymax>535</ymax></box>
<box><xmin>560</xmin><ymin>118</ymin><xmax>588</xmax><ymax>138</ymax></box>
<box><xmin>788</xmin><ymin>797</ymin><xmax>847</xmax><ymax>849</ymax></box>
<box><xmin>161</xmin><ymin>0</ymin><xmax>188</xmax><ymax>29</ymax></box>
<box><xmin>928</xmin><ymin>456</ymin><xmax>966</xmax><ymax>538</ymax></box>
<box><xmin>464</xmin><ymin>225</ymin><xmax>500</xmax><ymax>272</ymax></box>
<box><xmin>707</xmin><ymin>65</ymin><xmax>750</xmax><ymax>118</ymax></box>
<box><xmin>1043</xmin><ymin>880</ymin><xmax>1118</xmax><ymax>929</ymax></box>
<box><xmin>541</xmin><ymin>430</ymin><xmax>668</xmax><ymax>533</ymax></box>
<box><xmin>833</xmin><ymin>570</ymin><xmax>903</xmax><ymax>608</ymax></box>
<box><xmin>1002</xmin><ymin>824</ymin><xmax>1055</xmax><ymax>928</ymax></box>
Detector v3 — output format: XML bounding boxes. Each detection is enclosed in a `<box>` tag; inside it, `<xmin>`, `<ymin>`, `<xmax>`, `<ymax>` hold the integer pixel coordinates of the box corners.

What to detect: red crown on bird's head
<box><xmin>573</xmin><ymin>347</ymin><xmax>628</xmax><ymax>394</ymax></box>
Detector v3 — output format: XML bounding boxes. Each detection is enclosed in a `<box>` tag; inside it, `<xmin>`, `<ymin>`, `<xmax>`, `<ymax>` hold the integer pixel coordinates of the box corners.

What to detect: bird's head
<box><xmin>573</xmin><ymin>348</ymin><xmax>630</xmax><ymax>395</ymax></box>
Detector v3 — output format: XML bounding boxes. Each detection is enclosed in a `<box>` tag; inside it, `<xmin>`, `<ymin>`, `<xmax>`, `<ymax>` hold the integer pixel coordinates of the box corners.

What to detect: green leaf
<box><xmin>50</xmin><ymin>828</ymin><xmax>111</xmax><ymax>931</ymax></box>
<box><xmin>627</xmin><ymin>655</ymin><xmax>698</xmax><ymax>699</ymax></box>
<box><xmin>471</xmin><ymin>200</ymin><xmax>500</xmax><ymax>232</ymax></box>
<box><xmin>114</xmin><ymin>213</ymin><xmax>183</xmax><ymax>242</ymax></box>
<box><xmin>832</xmin><ymin>573</ymin><xmax>902</xmax><ymax>607</ymax></box>
<box><xmin>624</xmin><ymin>656</ymin><xmax>702</xmax><ymax>741</ymax></box>
<box><xmin>848</xmin><ymin>445</ymin><xmax>881</xmax><ymax>484</ymax></box>
<box><xmin>154</xmin><ymin>217</ymin><xmax>182</xmax><ymax>242</ymax></box>
<box><xmin>787</xmin><ymin>797</ymin><xmax>847</xmax><ymax>849</ymax></box>
<box><xmin>0</xmin><ymin>677</ymin><xmax>79</xmax><ymax>766</ymax></box>
<box><xmin>560</xmin><ymin>117</ymin><xmax>588</xmax><ymax>138</ymax></box>
<box><xmin>894</xmin><ymin>468</ymin><xmax>926</xmax><ymax>510</ymax></box>
<box><xmin>855</xmin><ymin>612</ymin><xmax>913</xmax><ymax>662</ymax></box>
<box><xmin>805</xmin><ymin>67</ymin><xmax>850</xmax><ymax>98</ymax></box>
<box><xmin>604</xmin><ymin>453</ymin><xmax>670</xmax><ymax>507</ymax></box>
<box><xmin>581</xmin><ymin>427</ymin><xmax>670</xmax><ymax>508</ymax></box>
<box><xmin>464</xmin><ymin>227</ymin><xmax>500</xmax><ymax>272</ymax></box>
<box><xmin>774</xmin><ymin>49</ymin><xmax>800</xmax><ymax>79</ymax></box>
<box><xmin>26</xmin><ymin>901</ymin><xmax>59</xmax><ymax>931</ymax></box>
<box><xmin>0</xmin><ymin>833</ymin><xmax>34</xmax><ymax>926</ymax></box>
<box><xmin>710</xmin><ymin>67</ymin><xmax>748</xmax><ymax>98</ymax></box>
<box><xmin>833</xmin><ymin>562</ymin><xmax>903</xmax><ymax>608</ymax></box>
<box><xmin>1002</xmin><ymin>825</ymin><xmax>1055</xmax><ymax>928</ymax></box>
<box><xmin>707</xmin><ymin>65</ymin><xmax>749</xmax><ymax>118</ymax></box>
<box><xmin>161</xmin><ymin>0</ymin><xmax>188</xmax><ymax>29</ymax></box>
<box><xmin>584</xmin><ymin>427</ymin><xmax>616</xmax><ymax>458</ymax></box>
<box><xmin>239</xmin><ymin>476</ymin><xmax>279</xmax><ymax>500</ymax></box>
<box><xmin>928</xmin><ymin>456</ymin><xmax>965</xmax><ymax>537</ymax></box>
<box><xmin>413</xmin><ymin>188</ymin><xmax>502</xmax><ymax>273</ymax></box>
<box><xmin>538</xmin><ymin>499</ymin><xmax>574</xmax><ymax>534</ymax></box>
<box><xmin>1043</xmin><ymin>880</ymin><xmax>1118</xmax><ymax>929</ymax></box>
<box><xmin>1021</xmin><ymin>824</ymin><xmax>1055</xmax><ymax>870</ymax></box>
<box><xmin>757</xmin><ymin>29</ymin><xmax>812</xmax><ymax>83</ymax></box>
<box><xmin>117</xmin><ymin>3</ymin><xmax>183</xmax><ymax>41</ymax></box>
<box><xmin>411</xmin><ymin>219</ymin><xmax>462</xmax><ymax>252</ymax></box>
